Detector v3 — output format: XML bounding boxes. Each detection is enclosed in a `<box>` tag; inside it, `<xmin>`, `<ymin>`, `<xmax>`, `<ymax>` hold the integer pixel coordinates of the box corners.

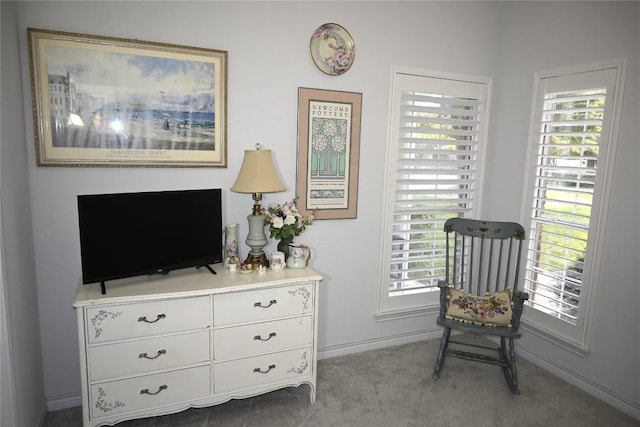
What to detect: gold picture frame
<box><xmin>27</xmin><ymin>28</ymin><xmax>227</xmax><ymax>167</ymax></box>
<box><xmin>297</xmin><ymin>87</ymin><xmax>362</xmax><ymax>219</ymax></box>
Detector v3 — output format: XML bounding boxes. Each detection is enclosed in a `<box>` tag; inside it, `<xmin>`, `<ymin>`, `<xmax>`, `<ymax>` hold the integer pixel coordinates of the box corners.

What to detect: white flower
<box><xmin>284</xmin><ymin>215</ymin><xmax>296</xmax><ymax>226</ymax></box>
<box><xmin>265</xmin><ymin>197</ymin><xmax>317</xmax><ymax>239</ymax></box>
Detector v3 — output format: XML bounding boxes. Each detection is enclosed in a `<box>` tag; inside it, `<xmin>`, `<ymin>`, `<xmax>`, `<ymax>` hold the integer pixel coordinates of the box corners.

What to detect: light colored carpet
<box><xmin>45</xmin><ymin>336</ymin><xmax>639</xmax><ymax>426</ymax></box>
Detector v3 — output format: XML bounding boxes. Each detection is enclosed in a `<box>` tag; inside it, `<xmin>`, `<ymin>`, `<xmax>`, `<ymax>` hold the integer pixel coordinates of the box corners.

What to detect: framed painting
<box><xmin>27</xmin><ymin>28</ymin><xmax>227</xmax><ymax>167</ymax></box>
<box><xmin>297</xmin><ymin>87</ymin><xmax>362</xmax><ymax>219</ymax></box>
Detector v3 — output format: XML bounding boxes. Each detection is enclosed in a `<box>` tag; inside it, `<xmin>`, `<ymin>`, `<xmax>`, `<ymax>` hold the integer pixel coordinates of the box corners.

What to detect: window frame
<box><xmin>520</xmin><ymin>61</ymin><xmax>626</xmax><ymax>352</ymax></box>
<box><xmin>377</xmin><ymin>65</ymin><xmax>491</xmax><ymax>318</ymax></box>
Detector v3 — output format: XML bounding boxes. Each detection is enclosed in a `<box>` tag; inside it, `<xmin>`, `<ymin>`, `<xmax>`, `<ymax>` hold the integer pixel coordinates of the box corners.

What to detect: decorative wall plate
<box><xmin>310</xmin><ymin>23</ymin><xmax>355</xmax><ymax>76</ymax></box>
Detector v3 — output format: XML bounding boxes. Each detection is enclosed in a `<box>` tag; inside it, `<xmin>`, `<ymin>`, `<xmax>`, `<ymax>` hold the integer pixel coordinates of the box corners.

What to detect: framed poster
<box><xmin>297</xmin><ymin>87</ymin><xmax>362</xmax><ymax>219</ymax></box>
<box><xmin>28</xmin><ymin>28</ymin><xmax>227</xmax><ymax>167</ymax></box>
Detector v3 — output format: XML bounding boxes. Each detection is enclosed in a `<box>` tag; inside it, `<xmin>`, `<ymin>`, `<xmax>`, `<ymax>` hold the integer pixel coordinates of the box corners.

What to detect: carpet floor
<box><xmin>45</xmin><ymin>337</ymin><xmax>639</xmax><ymax>426</ymax></box>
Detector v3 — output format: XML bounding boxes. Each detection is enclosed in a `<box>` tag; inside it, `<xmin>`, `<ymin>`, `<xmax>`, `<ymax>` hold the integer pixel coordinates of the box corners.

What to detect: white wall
<box><xmin>10</xmin><ymin>0</ymin><xmax>640</xmax><ymax>418</ymax></box>
<box><xmin>1</xmin><ymin>2</ymin><xmax>46</xmax><ymax>425</ymax></box>
<box><xmin>486</xmin><ymin>2</ymin><xmax>640</xmax><ymax>416</ymax></box>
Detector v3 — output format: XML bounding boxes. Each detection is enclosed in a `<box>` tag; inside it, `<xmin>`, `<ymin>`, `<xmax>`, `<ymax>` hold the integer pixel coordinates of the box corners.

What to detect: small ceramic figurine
<box><xmin>227</xmin><ymin>255</ymin><xmax>239</xmax><ymax>271</ymax></box>
<box><xmin>271</xmin><ymin>251</ymin><xmax>286</xmax><ymax>271</ymax></box>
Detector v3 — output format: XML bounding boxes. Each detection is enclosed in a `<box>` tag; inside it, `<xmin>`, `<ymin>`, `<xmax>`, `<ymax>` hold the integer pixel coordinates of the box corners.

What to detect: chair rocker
<box><xmin>432</xmin><ymin>218</ymin><xmax>528</xmax><ymax>394</ymax></box>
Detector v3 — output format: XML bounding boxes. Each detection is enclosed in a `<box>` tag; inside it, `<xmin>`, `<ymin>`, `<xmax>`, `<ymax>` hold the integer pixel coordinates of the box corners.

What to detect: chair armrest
<box><xmin>510</xmin><ymin>290</ymin><xmax>529</xmax><ymax>331</ymax></box>
<box><xmin>437</xmin><ymin>280</ymin><xmax>449</xmax><ymax>318</ymax></box>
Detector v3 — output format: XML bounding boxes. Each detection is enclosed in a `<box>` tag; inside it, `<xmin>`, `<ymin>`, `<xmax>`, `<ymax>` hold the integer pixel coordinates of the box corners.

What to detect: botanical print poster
<box><xmin>306</xmin><ymin>100</ymin><xmax>353</xmax><ymax>211</ymax></box>
<box><xmin>297</xmin><ymin>88</ymin><xmax>361</xmax><ymax>219</ymax></box>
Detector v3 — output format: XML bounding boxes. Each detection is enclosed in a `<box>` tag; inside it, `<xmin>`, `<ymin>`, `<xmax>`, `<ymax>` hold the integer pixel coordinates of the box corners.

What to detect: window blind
<box><xmin>524</xmin><ymin>88</ymin><xmax>606</xmax><ymax>324</ymax></box>
<box><xmin>389</xmin><ymin>89</ymin><xmax>483</xmax><ymax>295</ymax></box>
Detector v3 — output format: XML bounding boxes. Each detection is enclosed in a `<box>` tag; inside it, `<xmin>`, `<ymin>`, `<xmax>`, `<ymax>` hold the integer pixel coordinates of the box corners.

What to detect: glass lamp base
<box><xmin>244</xmin><ymin>212</ymin><xmax>269</xmax><ymax>269</ymax></box>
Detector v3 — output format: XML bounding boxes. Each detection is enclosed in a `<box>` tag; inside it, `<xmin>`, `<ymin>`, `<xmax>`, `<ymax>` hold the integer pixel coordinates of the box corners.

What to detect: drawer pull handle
<box><xmin>140</xmin><ymin>385</ymin><xmax>168</xmax><ymax>396</ymax></box>
<box><xmin>137</xmin><ymin>314</ymin><xmax>166</xmax><ymax>323</ymax></box>
<box><xmin>253</xmin><ymin>364</ymin><xmax>276</xmax><ymax>374</ymax></box>
<box><xmin>139</xmin><ymin>349</ymin><xmax>167</xmax><ymax>360</ymax></box>
<box><xmin>254</xmin><ymin>332</ymin><xmax>277</xmax><ymax>341</ymax></box>
<box><xmin>254</xmin><ymin>299</ymin><xmax>277</xmax><ymax>308</ymax></box>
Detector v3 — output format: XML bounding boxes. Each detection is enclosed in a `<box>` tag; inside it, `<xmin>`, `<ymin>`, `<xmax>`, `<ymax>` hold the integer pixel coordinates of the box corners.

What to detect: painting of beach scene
<box><xmin>28</xmin><ymin>28</ymin><xmax>227</xmax><ymax>167</ymax></box>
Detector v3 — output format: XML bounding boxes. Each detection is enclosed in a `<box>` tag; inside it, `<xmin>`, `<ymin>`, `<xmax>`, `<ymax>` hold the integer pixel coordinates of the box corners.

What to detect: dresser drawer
<box><xmin>213</xmin><ymin>316</ymin><xmax>312</xmax><ymax>360</ymax></box>
<box><xmin>214</xmin><ymin>283</ymin><xmax>313</xmax><ymax>326</ymax></box>
<box><xmin>89</xmin><ymin>330</ymin><xmax>210</xmax><ymax>381</ymax></box>
<box><xmin>214</xmin><ymin>347</ymin><xmax>312</xmax><ymax>393</ymax></box>
<box><xmin>86</xmin><ymin>296</ymin><xmax>210</xmax><ymax>343</ymax></box>
<box><xmin>90</xmin><ymin>365</ymin><xmax>210</xmax><ymax>419</ymax></box>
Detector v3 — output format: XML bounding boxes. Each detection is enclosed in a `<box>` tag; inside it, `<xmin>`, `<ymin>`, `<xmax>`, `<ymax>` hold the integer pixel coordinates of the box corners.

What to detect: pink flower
<box><xmin>313</xmin><ymin>26</ymin><xmax>330</xmax><ymax>39</ymax></box>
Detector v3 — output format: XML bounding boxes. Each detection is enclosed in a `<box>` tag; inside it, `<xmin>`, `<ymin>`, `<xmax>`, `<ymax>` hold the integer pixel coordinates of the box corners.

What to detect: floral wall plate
<box><xmin>310</xmin><ymin>23</ymin><xmax>355</xmax><ymax>76</ymax></box>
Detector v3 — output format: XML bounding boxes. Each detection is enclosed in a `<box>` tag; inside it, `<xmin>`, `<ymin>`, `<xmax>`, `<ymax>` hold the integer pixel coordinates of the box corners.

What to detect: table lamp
<box><xmin>230</xmin><ymin>144</ymin><xmax>286</xmax><ymax>268</ymax></box>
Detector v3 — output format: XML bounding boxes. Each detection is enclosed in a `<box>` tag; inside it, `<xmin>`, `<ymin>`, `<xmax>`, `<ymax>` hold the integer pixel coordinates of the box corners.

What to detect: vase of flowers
<box><xmin>265</xmin><ymin>198</ymin><xmax>317</xmax><ymax>261</ymax></box>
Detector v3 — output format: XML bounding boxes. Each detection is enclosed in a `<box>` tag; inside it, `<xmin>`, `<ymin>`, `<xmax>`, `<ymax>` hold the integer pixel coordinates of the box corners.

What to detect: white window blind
<box><xmin>522</xmin><ymin>65</ymin><xmax>622</xmax><ymax>348</ymax></box>
<box><xmin>378</xmin><ymin>69</ymin><xmax>490</xmax><ymax>315</ymax></box>
<box><xmin>525</xmin><ymin>88</ymin><xmax>604</xmax><ymax>324</ymax></box>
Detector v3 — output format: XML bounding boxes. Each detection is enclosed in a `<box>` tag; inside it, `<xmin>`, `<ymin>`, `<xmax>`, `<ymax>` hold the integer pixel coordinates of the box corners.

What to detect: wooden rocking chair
<box><xmin>432</xmin><ymin>218</ymin><xmax>528</xmax><ymax>394</ymax></box>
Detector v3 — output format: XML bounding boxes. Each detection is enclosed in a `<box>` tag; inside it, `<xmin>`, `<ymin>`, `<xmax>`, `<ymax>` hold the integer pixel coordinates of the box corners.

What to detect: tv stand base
<box><xmin>197</xmin><ymin>264</ymin><xmax>217</xmax><ymax>275</ymax></box>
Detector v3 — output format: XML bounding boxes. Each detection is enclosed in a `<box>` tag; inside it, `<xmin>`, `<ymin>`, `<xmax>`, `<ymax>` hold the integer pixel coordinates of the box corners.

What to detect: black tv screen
<box><xmin>78</xmin><ymin>188</ymin><xmax>223</xmax><ymax>289</ymax></box>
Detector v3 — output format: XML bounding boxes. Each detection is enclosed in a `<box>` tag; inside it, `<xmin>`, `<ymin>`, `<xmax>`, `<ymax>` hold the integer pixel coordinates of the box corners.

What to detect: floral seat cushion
<box><xmin>445</xmin><ymin>287</ymin><xmax>513</xmax><ymax>327</ymax></box>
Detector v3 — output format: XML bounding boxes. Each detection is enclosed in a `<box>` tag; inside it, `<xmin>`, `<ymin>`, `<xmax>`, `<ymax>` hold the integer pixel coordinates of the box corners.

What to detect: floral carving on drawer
<box><xmin>287</xmin><ymin>351</ymin><xmax>309</xmax><ymax>375</ymax></box>
<box><xmin>95</xmin><ymin>387</ymin><xmax>125</xmax><ymax>413</ymax></box>
<box><xmin>288</xmin><ymin>287</ymin><xmax>311</xmax><ymax>311</ymax></box>
<box><xmin>90</xmin><ymin>309</ymin><xmax>123</xmax><ymax>339</ymax></box>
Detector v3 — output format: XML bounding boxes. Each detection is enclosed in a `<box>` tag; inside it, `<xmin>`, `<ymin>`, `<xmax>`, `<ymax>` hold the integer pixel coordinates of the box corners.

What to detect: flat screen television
<box><xmin>78</xmin><ymin>188</ymin><xmax>223</xmax><ymax>294</ymax></box>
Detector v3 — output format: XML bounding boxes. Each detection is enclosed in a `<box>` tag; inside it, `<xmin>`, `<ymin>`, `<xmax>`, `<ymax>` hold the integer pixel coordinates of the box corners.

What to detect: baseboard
<box><xmin>317</xmin><ymin>329</ymin><xmax>442</xmax><ymax>360</ymax></box>
<box><xmin>518</xmin><ymin>346</ymin><xmax>640</xmax><ymax>421</ymax></box>
<box><xmin>46</xmin><ymin>392</ymin><xmax>82</xmax><ymax>412</ymax></box>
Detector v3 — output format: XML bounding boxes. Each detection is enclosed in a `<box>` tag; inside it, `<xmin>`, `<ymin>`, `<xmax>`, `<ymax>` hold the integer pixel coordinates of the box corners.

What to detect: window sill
<box><xmin>375</xmin><ymin>304</ymin><xmax>439</xmax><ymax>322</ymax></box>
<box><xmin>521</xmin><ymin>321</ymin><xmax>590</xmax><ymax>357</ymax></box>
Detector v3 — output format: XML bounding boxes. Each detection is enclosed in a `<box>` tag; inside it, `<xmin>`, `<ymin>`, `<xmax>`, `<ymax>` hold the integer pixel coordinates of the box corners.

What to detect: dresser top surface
<box><xmin>73</xmin><ymin>266</ymin><xmax>322</xmax><ymax>307</ymax></box>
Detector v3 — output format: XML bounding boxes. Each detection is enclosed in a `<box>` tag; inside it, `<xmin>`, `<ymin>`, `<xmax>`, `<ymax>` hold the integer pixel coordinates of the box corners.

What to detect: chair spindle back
<box><xmin>444</xmin><ymin>218</ymin><xmax>525</xmax><ymax>296</ymax></box>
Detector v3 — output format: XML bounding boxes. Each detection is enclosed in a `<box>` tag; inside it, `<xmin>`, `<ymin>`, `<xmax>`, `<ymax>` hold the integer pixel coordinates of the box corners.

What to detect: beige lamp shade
<box><xmin>230</xmin><ymin>149</ymin><xmax>286</xmax><ymax>194</ymax></box>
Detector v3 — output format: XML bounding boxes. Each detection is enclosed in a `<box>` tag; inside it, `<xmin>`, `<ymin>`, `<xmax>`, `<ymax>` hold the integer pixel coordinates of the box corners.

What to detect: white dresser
<box><xmin>72</xmin><ymin>267</ymin><xmax>322</xmax><ymax>427</ymax></box>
